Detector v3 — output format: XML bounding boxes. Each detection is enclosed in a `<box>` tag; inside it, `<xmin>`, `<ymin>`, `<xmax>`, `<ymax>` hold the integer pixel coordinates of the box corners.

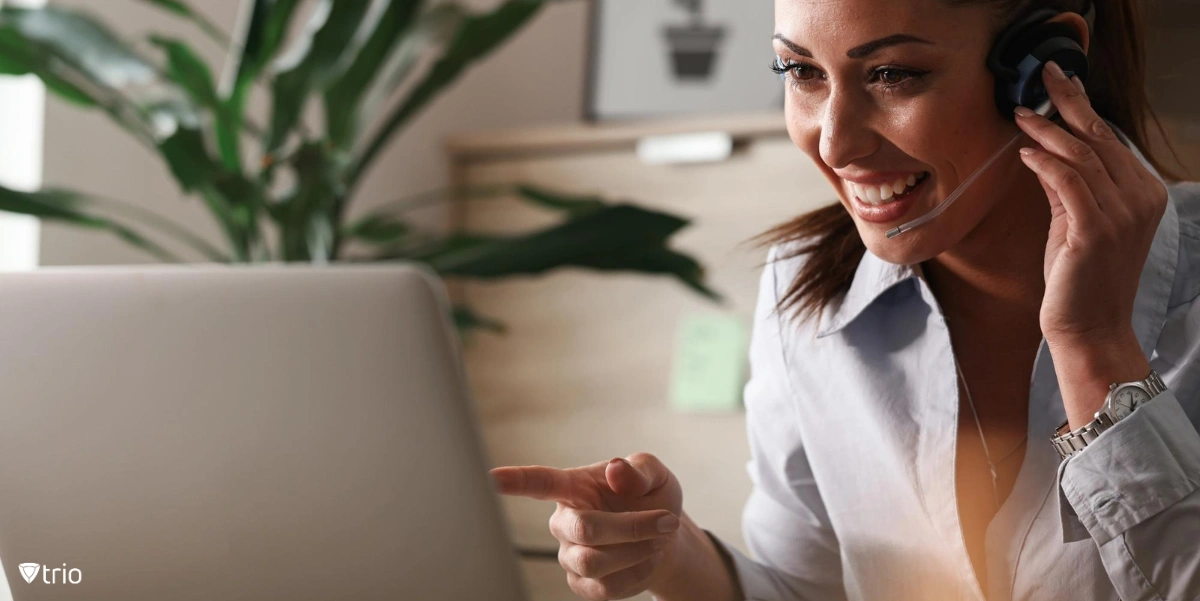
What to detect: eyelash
<box><xmin>769</xmin><ymin>57</ymin><xmax>928</xmax><ymax>95</ymax></box>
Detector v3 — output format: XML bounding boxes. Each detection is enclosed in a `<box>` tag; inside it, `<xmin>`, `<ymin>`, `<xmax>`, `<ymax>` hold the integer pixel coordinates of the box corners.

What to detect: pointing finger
<box><xmin>490</xmin><ymin>465</ymin><xmax>578</xmax><ymax>501</ymax></box>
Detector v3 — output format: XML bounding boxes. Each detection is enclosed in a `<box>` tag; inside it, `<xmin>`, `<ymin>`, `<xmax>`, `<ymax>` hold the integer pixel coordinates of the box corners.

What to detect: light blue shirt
<box><xmin>708</xmin><ymin>125</ymin><xmax>1200</xmax><ymax>601</ymax></box>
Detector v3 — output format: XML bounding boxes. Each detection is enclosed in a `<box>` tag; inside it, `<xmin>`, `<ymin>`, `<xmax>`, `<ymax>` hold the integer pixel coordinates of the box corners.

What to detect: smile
<box><xmin>846</xmin><ymin>172</ymin><xmax>931</xmax><ymax>205</ymax></box>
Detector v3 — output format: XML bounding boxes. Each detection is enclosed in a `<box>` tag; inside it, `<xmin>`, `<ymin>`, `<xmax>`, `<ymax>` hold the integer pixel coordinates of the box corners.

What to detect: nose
<box><xmin>818</xmin><ymin>89</ymin><xmax>880</xmax><ymax>170</ymax></box>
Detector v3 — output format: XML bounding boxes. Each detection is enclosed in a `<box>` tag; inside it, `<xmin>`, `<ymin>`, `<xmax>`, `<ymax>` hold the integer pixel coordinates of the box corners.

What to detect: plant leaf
<box><xmin>452</xmin><ymin>305</ymin><xmax>507</xmax><ymax>334</ymax></box>
<box><xmin>225</xmin><ymin>0</ymin><xmax>303</xmax><ymax>97</ymax></box>
<box><xmin>389</xmin><ymin>204</ymin><xmax>720</xmax><ymax>301</ymax></box>
<box><xmin>273</xmin><ymin>141</ymin><xmax>344</xmax><ymax>262</ymax></box>
<box><xmin>0</xmin><ymin>28</ymin><xmax>98</xmax><ymax>105</ymax></box>
<box><xmin>150</xmin><ymin>35</ymin><xmax>219</xmax><ymax>107</ymax></box>
<box><xmin>149</xmin><ymin>35</ymin><xmax>245</xmax><ymax>171</ymax></box>
<box><xmin>0</xmin><ymin>184</ymin><xmax>181</xmax><ymax>262</ymax></box>
<box><xmin>219</xmin><ymin>0</ymin><xmax>303</xmax><ymax>170</ymax></box>
<box><xmin>515</xmin><ymin>185</ymin><xmax>606</xmax><ymax>215</ymax></box>
<box><xmin>323</xmin><ymin>0</ymin><xmax>425</xmax><ymax>149</ymax></box>
<box><xmin>133</xmin><ymin>0</ymin><xmax>229</xmax><ymax>46</ymax></box>
<box><xmin>0</xmin><ymin>5</ymin><xmax>199</xmax><ymax>142</ymax></box>
<box><xmin>265</xmin><ymin>0</ymin><xmax>372</xmax><ymax>152</ymax></box>
<box><xmin>158</xmin><ymin>126</ymin><xmax>265</xmax><ymax>260</ymax></box>
<box><xmin>348</xmin><ymin>0</ymin><xmax>543</xmax><ymax>187</ymax></box>
<box><xmin>341</xmin><ymin>213</ymin><xmax>411</xmax><ymax>245</ymax></box>
<box><xmin>355</xmin><ymin>4</ymin><xmax>465</xmax><ymax>140</ymax></box>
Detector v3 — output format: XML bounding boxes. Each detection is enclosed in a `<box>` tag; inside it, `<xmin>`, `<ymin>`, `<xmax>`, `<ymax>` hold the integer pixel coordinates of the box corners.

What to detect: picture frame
<box><xmin>584</xmin><ymin>0</ymin><xmax>783</xmax><ymax>122</ymax></box>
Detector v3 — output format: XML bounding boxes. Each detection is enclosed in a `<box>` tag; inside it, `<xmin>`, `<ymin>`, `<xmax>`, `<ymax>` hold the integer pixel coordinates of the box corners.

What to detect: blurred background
<box><xmin>0</xmin><ymin>1</ymin><xmax>1196</xmax><ymax>599</ymax></box>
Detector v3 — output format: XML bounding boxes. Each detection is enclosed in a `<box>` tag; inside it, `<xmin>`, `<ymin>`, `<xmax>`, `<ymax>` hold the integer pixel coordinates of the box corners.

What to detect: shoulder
<box><xmin>1157</xmin><ymin>181</ymin><xmax>1200</xmax><ymax>420</ymax></box>
<box><xmin>1166</xmin><ymin>180</ymin><xmax>1200</xmax><ymax>310</ymax></box>
<box><xmin>761</xmin><ymin>239</ymin><xmax>815</xmax><ymax>324</ymax></box>
<box><xmin>761</xmin><ymin>239</ymin><xmax>830</xmax><ymax>343</ymax></box>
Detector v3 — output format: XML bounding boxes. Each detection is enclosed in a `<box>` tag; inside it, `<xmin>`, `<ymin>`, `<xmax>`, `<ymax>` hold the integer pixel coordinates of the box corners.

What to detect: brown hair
<box><xmin>755</xmin><ymin>0</ymin><xmax>1188</xmax><ymax>328</ymax></box>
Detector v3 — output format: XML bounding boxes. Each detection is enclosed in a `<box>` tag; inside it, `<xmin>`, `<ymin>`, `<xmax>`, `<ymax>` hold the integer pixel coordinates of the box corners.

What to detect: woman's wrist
<box><xmin>648</xmin><ymin>511</ymin><xmax>742</xmax><ymax>601</ymax></box>
<box><xmin>1047</xmin><ymin>328</ymin><xmax>1150</xmax><ymax>429</ymax></box>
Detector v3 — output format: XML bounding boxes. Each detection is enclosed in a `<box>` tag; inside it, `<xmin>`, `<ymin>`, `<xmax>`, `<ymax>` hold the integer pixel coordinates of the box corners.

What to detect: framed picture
<box><xmin>585</xmin><ymin>0</ymin><xmax>782</xmax><ymax>121</ymax></box>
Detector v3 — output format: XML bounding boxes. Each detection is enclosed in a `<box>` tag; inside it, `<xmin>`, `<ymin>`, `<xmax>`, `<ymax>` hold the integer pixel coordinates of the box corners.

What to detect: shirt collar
<box><xmin>814</xmin><ymin>121</ymin><xmax>1180</xmax><ymax>352</ymax></box>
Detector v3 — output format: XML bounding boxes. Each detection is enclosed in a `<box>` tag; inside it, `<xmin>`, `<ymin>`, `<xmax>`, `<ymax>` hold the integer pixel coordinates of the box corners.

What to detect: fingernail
<box><xmin>657</xmin><ymin>514</ymin><xmax>680</xmax><ymax>533</ymax></box>
<box><xmin>1071</xmin><ymin>75</ymin><xmax>1087</xmax><ymax>95</ymax></box>
<box><xmin>1045</xmin><ymin>61</ymin><xmax>1066</xmax><ymax>80</ymax></box>
<box><xmin>1019</xmin><ymin>147</ymin><xmax>1035</xmax><ymax>158</ymax></box>
<box><xmin>1014</xmin><ymin>106</ymin><xmax>1035</xmax><ymax>118</ymax></box>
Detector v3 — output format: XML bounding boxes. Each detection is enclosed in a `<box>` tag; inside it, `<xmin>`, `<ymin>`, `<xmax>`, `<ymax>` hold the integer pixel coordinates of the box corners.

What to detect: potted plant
<box><xmin>0</xmin><ymin>0</ymin><xmax>719</xmax><ymax>332</ymax></box>
<box><xmin>664</xmin><ymin>0</ymin><xmax>725</xmax><ymax>80</ymax></box>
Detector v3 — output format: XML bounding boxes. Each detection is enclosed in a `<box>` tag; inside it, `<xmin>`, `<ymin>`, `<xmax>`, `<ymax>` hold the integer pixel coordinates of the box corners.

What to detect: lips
<box><xmin>850</xmin><ymin>173</ymin><xmax>932</xmax><ymax>224</ymax></box>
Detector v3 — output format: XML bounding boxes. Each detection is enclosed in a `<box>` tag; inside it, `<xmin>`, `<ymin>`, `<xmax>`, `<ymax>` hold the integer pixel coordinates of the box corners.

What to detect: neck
<box><xmin>920</xmin><ymin>162</ymin><xmax>1049</xmax><ymax>333</ymax></box>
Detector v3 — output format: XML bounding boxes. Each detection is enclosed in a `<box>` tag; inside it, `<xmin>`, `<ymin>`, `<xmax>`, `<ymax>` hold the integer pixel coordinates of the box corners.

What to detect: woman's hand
<box><xmin>1013</xmin><ymin>59</ymin><xmax>1169</xmax><ymax>347</ymax></box>
<box><xmin>490</xmin><ymin>452</ymin><xmax>685</xmax><ymax>600</ymax></box>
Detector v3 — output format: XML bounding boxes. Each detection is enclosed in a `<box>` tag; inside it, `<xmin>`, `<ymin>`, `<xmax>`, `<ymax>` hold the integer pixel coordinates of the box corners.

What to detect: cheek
<box><xmin>784</xmin><ymin>100</ymin><xmax>824</xmax><ymax>165</ymax></box>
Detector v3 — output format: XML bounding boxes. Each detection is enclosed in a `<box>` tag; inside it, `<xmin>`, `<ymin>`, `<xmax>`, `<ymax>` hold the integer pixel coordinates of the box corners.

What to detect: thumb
<box><xmin>605</xmin><ymin>453</ymin><xmax>668</xmax><ymax>498</ymax></box>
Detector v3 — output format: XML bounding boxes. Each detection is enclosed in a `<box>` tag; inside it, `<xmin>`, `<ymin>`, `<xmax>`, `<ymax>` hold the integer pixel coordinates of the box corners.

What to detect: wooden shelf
<box><xmin>445</xmin><ymin>111</ymin><xmax>788</xmax><ymax>162</ymax></box>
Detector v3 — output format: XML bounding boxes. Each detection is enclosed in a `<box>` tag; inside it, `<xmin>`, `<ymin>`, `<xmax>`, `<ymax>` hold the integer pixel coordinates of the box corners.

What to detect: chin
<box><xmin>853</xmin><ymin>217</ymin><xmax>942</xmax><ymax>266</ymax></box>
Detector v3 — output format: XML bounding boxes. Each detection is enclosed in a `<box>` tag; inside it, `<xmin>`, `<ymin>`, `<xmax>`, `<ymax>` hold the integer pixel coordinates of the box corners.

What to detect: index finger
<box><xmin>1042</xmin><ymin>61</ymin><xmax>1141</xmax><ymax>188</ymax></box>
<box><xmin>490</xmin><ymin>463</ymin><xmax>603</xmax><ymax>502</ymax></box>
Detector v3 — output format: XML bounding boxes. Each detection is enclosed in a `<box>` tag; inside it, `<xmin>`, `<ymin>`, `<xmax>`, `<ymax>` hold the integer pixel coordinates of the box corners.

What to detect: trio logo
<box><xmin>17</xmin><ymin>563</ymin><xmax>82</xmax><ymax>584</ymax></box>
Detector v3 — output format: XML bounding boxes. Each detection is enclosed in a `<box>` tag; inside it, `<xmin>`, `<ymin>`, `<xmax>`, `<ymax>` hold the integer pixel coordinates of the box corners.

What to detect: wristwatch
<box><xmin>1050</xmin><ymin>368</ymin><xmax>1166</xmax><ymax>460</ymax></box>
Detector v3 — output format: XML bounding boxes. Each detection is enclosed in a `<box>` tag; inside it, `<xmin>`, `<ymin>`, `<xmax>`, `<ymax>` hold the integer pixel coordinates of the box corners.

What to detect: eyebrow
<box><xmin>772</xmin><ymin>33</ymin><xmax>934</xmax><ymax>59</ymax></box>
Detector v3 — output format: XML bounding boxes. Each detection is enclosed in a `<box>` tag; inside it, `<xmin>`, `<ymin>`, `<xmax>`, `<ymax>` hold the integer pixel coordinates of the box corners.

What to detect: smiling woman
<box><xmin>758</xmin><ymin>0</ymin><xmax>1182</xmax><ymax>328</ymax></box>
<box><xmin>490</xmin><ymin>1</ymin><xmax>1200</xmax><ymax>600</ymax></box>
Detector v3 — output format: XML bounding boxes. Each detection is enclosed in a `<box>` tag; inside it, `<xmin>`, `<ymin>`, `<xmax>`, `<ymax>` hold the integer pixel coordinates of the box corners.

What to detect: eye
<box><xmin>871</xmin><ymin>66</ymin><xmax>927</xmax><ymax>89</ymax></box>
<box><xmin>791</xmin><ymin>64</ymin><xmax>819</xmax><ymax>81</ymax></box>
<box><xmin>770</xmin><ymin>58</ymin><xmax>823</xmax><ymax>87</ymax></box>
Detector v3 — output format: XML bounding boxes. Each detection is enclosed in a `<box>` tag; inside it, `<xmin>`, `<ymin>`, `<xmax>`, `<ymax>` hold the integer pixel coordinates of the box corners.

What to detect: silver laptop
<box><xmin>0</xmin><ymin>264</ymin><xmax>528</xmax><ymax>601</ymax></box>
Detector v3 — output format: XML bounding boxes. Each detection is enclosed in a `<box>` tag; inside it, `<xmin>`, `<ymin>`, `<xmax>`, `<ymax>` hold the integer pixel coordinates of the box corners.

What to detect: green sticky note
<box><xmin>669</xmin><ymin>313</ymin><xmax>749</xmax><ymax>412</ymax></box>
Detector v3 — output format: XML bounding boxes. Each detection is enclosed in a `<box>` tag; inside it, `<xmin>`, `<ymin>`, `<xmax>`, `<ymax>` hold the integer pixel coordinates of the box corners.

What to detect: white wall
<box><xmin>38</xmin><ymin>0</ymin><xmax>588</xmax><ymax>265</ymax></box>
<box><xmin>0</xmin><ymin>0</ymin><xmax>45</xmax><ymax>271</ymax></box>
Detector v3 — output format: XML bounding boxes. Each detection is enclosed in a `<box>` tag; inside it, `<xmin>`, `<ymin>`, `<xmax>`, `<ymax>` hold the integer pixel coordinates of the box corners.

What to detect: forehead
<box><xmin>775</xmin><ymin>0</ymin><xmax>992</xmax><ymax>54</ymax></box>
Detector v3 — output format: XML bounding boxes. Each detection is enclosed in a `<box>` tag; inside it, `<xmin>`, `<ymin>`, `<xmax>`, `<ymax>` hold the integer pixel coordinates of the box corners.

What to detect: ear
<box><xmin>1044</xmin><ymin>12</ymin><xmax>1090</xmax><ymax>55</ymax></box>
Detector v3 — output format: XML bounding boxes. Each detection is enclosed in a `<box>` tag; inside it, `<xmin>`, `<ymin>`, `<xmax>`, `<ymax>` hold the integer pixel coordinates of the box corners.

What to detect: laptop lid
<box><xmin>0</xmin><ymin>264</ymin><xmax>527</xmax><ymax>601</ymax></box>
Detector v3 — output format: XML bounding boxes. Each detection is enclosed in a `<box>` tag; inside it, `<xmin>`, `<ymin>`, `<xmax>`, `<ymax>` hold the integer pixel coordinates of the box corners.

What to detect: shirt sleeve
<box><xmin>1055</xmin><ymin>297</ymin><xmax>1200</xmax><ymax>600</ymax></box>
<box><xmin>703</xmin><ymin>246</ymin><xmax>847</xmax><ymax>601</ymax></box>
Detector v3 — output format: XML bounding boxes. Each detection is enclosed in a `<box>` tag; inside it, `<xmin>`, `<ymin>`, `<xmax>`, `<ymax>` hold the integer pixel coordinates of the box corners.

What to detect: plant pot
<box><xmin>664</xmin><ymin>24</ymin><xmax>725</xmax><ymax>80</ymax></box>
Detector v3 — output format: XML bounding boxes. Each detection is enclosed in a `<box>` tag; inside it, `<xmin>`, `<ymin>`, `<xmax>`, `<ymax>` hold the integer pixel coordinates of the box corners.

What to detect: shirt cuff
<box><xmin>1057</xmin><ymin>387</ymin><xmax>1200</xmax><ymax>546</ymax></box>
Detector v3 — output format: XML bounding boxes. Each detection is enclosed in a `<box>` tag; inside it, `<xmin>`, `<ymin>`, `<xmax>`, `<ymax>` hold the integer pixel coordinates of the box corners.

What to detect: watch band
<box><xmin>1050</xmin><ymin>369</ymin><xmax>1165</xmax><ymax>460</ymax></box>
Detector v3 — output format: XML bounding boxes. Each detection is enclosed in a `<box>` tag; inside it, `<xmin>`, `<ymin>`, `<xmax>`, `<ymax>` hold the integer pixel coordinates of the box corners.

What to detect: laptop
<box><xmin>0</xmin><ymin>264</ymin><xmax>529</xmax><ymax>601</ymax></box>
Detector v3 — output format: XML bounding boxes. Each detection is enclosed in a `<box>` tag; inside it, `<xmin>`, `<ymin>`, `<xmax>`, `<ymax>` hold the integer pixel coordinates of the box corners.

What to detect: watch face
<box><xmin>1110</xmin><ymin>386</ymin><xmax>1152</xmax><ymax>420</ymax></box>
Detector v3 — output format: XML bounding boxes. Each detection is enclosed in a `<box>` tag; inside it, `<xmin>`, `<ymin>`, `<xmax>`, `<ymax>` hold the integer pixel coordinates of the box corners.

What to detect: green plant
<box><xmin>0</xmin><ymin>0</ymin><xmax>718</xmax><ymax>331</ymax></box>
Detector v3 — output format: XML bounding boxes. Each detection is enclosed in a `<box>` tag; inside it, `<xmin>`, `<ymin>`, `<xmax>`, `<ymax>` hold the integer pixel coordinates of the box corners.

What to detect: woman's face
<box><xmin>775</xmin><ymin>0</ymin><xmax>1029</xmax><ymax>264</ymax></box>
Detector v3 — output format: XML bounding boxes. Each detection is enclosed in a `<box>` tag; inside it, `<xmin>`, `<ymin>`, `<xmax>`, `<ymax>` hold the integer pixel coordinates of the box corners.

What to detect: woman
<box><xmin>491</xmin><ymin>0</ymin><xmax>1200</xmax><ymax>599</ymax></box>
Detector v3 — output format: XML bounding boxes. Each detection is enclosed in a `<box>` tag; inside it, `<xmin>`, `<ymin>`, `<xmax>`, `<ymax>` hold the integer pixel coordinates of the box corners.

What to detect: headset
<box><xmin>986</xmin><ymin>0</ymin><xmax>1095</xmax><ymax>118</ymax></box>
<box><xmin>885</xmin><ymin>0</ymin><xmax>1097</xmax><ymax>238</ymax></box>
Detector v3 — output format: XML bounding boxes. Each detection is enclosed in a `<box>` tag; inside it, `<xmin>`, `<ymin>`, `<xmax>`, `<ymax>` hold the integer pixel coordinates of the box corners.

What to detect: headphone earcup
<box><xmin>987</xmin><ymin>14</ymin><xmax>1090</xmax><ymax>118</ymax></box>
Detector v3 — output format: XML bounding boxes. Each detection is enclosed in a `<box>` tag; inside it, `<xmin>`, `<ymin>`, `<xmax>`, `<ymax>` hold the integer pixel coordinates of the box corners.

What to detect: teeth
<box><xmin>849</xmin><ymin>172</ymin><xmax>927</xmax><ymax>206</ymax></box>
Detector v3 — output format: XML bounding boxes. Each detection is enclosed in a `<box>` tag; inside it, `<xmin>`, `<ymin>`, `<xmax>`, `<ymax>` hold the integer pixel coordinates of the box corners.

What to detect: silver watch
<box><xmin>1050</xmin><ymin>368</ymin><xmax>1166</xmax><ymax>460</ymax></box>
